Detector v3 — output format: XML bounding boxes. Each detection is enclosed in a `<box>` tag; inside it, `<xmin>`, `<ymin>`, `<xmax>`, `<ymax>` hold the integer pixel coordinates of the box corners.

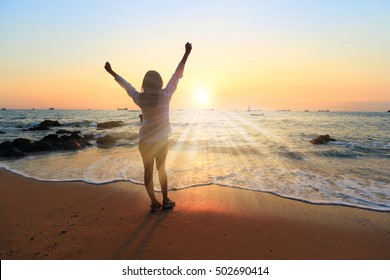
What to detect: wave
<box><xmin>62</xmin><ymin>120</ymin><xmax>97</xmax><ymax>127</ymax></box>
<box><xmin>313</xmin><ymin>139</ymin><xmax>390</xmax><ymax>159</ymax></box>
<box><xmin>1</xmin><ymin>165</ymin><xmax>389</xmax><ymax>213</ymax></box>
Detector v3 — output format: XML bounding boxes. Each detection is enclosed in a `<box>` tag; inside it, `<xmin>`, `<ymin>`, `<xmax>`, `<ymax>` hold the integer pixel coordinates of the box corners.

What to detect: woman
<box><xmin>104</xmin><ymin>42</ymin><xmax>192</xmax><ymax>212</ymax></box>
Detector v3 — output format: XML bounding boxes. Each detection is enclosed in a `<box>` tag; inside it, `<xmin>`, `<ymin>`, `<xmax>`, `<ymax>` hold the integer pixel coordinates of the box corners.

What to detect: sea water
<box><xmin>0</xmin><ymin>109</ymin><xmax>389</xmax><ymax>211</ymax></box>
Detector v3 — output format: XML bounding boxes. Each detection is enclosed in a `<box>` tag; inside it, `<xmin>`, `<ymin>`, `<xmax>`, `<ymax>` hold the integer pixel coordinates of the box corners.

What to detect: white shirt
<box><xmin>114</xmin><ymin>62</ymin><xmax>185</xmax><ymax>142</ymax></box>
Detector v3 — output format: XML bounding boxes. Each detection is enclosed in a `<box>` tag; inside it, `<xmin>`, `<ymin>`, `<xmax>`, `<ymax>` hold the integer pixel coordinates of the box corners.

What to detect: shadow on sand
<box><xmin>111</xmin><ymin>209</ymin><xmax>173</xmax><ymax>259</ymax></box>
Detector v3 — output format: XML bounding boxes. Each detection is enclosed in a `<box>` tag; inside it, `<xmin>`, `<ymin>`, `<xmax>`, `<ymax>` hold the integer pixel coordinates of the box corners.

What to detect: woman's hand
<box><xmin>104</xmin><ymin>62</ymin><xmax>113</xmax><ymax>73</ymax></box>
<box><xmin>185</xmin><ymin>42</ymin><xmax>192</xmax><ymax>55</ymax></box>
<box><xmin>104</xmin><ymin>61</ymin><xmax>118</xmax><ymax>77</ymax></box>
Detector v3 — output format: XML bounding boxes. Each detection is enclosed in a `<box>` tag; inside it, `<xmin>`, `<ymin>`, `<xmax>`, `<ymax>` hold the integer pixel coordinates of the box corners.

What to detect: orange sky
<box><xmin>1</xmin><ymin>1</ymin><xmax>389</xmax><ymax>111</ymax></box>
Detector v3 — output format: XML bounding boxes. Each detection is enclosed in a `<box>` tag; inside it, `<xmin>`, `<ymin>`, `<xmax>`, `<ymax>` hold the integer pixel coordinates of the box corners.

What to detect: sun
<box><xmin>195</xmin><ymin>88</ymin><xmax>209</xmax><ymax>105</ymax></box>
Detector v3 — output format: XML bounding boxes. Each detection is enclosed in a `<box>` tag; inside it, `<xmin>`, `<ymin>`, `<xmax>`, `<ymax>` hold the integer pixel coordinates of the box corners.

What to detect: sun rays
<box><xmin>166</xmin><ymin>110</ymin><xmax>275</xmax><ymax>190</ymax></box>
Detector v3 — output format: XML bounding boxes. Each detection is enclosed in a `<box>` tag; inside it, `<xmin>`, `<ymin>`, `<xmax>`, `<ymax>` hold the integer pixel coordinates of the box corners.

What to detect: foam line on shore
<box><xmin>2</xmin><ymin>166</ymin><xmax>389</xmax><ymax>213</ymax></box>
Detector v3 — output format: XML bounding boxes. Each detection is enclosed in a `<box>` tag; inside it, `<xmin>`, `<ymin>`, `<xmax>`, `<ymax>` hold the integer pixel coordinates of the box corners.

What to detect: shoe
<box><xmin>150</xmin><ymin>202</ymin><xmax>161</xmax><ymax>213</ymax></box>
<box><xmin>162</xmin><ymin>199</ymin><xmax>176</xmax><ymax>210</ymax></box>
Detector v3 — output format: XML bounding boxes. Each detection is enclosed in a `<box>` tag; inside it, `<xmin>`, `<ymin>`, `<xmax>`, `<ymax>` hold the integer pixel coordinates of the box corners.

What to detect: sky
<box><xmin>1</xmin><ymin>0</ymin><xmax>389</xmax><ymax>111</ymax></box>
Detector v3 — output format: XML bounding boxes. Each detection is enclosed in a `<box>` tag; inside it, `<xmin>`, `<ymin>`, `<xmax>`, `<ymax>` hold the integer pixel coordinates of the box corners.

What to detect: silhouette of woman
<box><xmin>105</xmin><ymin>42</ymin><xmax>192</xmax><ymax>212</ymax></box>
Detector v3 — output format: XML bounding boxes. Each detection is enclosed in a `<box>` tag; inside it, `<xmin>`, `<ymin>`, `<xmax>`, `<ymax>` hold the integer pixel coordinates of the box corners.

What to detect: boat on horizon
<box><xmin>247</xmin><ymin>105</ymin><xmax>263</xmax><ymax>112</ymax></box>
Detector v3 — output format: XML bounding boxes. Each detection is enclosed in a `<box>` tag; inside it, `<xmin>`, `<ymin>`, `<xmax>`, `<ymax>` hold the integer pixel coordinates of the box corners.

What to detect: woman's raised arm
<box><xmin>180</xmin><ymin>42</ymin><xmax>192</xmax><ymax>65</ymax></box>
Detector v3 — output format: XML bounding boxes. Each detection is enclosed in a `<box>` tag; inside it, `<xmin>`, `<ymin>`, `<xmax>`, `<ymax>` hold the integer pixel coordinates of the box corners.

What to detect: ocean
<box><xmin>1</xmin><ymin>109</ymin><xmax>389</xmax><ymax>211</ymax></box>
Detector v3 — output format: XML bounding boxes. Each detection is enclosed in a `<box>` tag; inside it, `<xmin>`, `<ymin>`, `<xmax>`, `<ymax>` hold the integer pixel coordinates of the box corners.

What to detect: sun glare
<box><xmin>195</xmin><ymin>88</ymin><xmax>209</xmax><ymax>105</ymax></box>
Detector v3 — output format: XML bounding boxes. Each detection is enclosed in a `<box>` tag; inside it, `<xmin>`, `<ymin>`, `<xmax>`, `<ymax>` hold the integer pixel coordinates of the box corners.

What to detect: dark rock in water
<box><xmin>1</xmin><ymin>138</ymin><xmax>29</xmax><ymax>157</ymax></box>
<box><xmin>56</xmin><ymin>129</ymin><xmax>82</xmax><ymax>135</ymax></box>
<box><xmin>0</xmin><ymin>148</ymin><xmax>26</xmax><ymax>158</ymax></box>
<box><xmin>96</xmin><ymin>121</ymin><xmax>124</xmax><ymax>129</ymax></box>
<box><xmin>12</xmin><ymin>138</ymin><xmax>39</xmax><ymax>152</ymax></box>
<box><xmin>60</xmin><ymin>133</ymin><xmax>92</xmax><ymax>147</ymax></box>
<box><xmin>0</xmin><ymin>130</ymin><xmax>92</xmax><ymax>157</ymax></box>
<box><xmin>60</xmin><ymin>134</ymin><xmax>80</xmax><ymax>141</ymax></box>
<box><xmin>83</xmin><ymin>134</ymin><xmax>95</xmax><ymax>141</ymax></box>
<box><xmin>41</xmin><ymin>134</ymin><xmax>60</xmax><ymax>142</ymax></box>
<box><xmin>56</xmin><ymin>129</ymin><xmax>73</xmax><ymax>134</ymax></box>
<box><xmin>34</xmin><ymin>141</ymin><xmax>51</xmax><ymax>151</ymax></box>
<box><xmin>27</xmin><ymin>125</ymin><xmax>50</xmax><ymax>131</ymax></box>
<box><xmin>41</xmin><ymin>120</ymin><xmax>61</xmax><ymax>127</ymax></box>
<box><xmin>96</xmin><ymin>135</ymin><xmax>117</xmax><ymax>147</ymax></box>
<box><xmin>39</xmin><ymin>133</ymin><xmax>87</xmax><ymax>150</ymax></box>
<box><xmin>13</xmin><ymin>138</ymin><xmax>31</xmax><ymax>146</ymax></box>
<box><xmin>28</xmin><ymin>120</ymin><xmax>62</xmax><ymax>131</ymax></box>
<box><xmin>0</xmin><ymin>141</ymin><xmax>14</xmax><ymax>151</ymax></box>
<box><xmin>310</xmin><ymin>134</ymin><xmax>336</xmax><ymax>145</ymax></box>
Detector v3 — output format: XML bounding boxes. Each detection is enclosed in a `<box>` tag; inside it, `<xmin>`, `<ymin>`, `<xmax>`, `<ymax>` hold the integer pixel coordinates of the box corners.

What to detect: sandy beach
<box><xmin>0</xmin><ymin>168</ymin><xmax>389</xmax><ymax>260</ymax></box>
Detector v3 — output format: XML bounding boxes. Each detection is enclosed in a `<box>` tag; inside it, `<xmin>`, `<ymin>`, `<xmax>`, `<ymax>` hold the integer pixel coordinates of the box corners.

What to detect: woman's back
<box><xmin>138</xmin><ymin>93</ymin><xmax>171</xmax><ymax>142</ymax></box>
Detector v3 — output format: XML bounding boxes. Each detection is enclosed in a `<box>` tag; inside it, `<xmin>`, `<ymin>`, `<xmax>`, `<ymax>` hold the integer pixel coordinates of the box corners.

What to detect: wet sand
<box><xmin>1</xmin><ymin>169</ymin><xmax>389</xmax><ymax>260</ymax></box>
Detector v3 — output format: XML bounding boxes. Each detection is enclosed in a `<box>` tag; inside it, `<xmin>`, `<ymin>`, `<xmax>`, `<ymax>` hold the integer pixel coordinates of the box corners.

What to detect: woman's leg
<box><xmin>139</xmin><ymin>143</ymin><xmax>159</xmax><ymax>206</ymax></box>
<box><xmin>155</xmin><ymin>142</ymin><xmax>168</xmax><ymax>202</ymax></box>
<box><xmin>143</xmin><ymin>158</ymin><xmax>159</xmax><ymax>205</ymax></box>
<box><xmin>156</xmin><ymin>140</ymin><xmax>175</xmax><ymax>208</ymax></box>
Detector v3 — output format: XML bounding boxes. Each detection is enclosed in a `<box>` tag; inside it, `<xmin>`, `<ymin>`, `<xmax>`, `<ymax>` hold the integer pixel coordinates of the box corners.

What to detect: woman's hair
<box><xmin>140</xmin><ymin>70</ymin><xmax>163</xmax><ymax>108</ymax></box>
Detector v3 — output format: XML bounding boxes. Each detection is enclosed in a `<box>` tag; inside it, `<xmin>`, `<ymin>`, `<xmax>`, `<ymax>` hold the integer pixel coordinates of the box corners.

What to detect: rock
<box><xmin>27</xmin><ymin>120</ymin><xmax>62</xmax><ymax>131</ymax></box>
<box><xmin>0</xmin><ymin>148</ymin><xmax>26</xmax><ymax>158</ymax></box>
<box><xmin>39</xmin><ymin>134</ymin><xmax>82</xmax><ymax>150</ymax></box>
<box><xmin>83</xmin><ymin>134</ymin><xmax>95</xmax><ymax>141</ymax></box>
<box><xmin>96</xmin><ymin>121</ymin><xmax>124</xmax><ymax>129</ymax></box>
<box><xmin>13</xmin><ymin>138</ymin><xmax>31</xmax><ymax>146</ymax></box>
<box><xmin>41</xmin><ymin>120</ymin><xmax>61</xmax><ymax>127</ymax></box>
<box><xmin>0</xmin><ymin>132</ymin><xmax>92</xmax><ymax>157</ymax></box>
<box><xmin>60</xmin><ymin>132</ymin><xmax>82</xmax><ymax>141</ymax></box>
<box><xmin>60</xmin><ymin>133</ymin><xmax>92</xmax><ymax>147</ymax></box>
<box><xmin>41</xmin><ymin>134</ymin><xmax>60</xmax><ymax>142</ymax></box>
<box><xmin>0</xmin><ymin>141</ymin><xmax>13</xmax><ymax>151</ymax></box>
<box><xmin>310</xmin><ymin>134</ymin><xmax>336</xmax><ymax>144</ymax></box>
<box><xmin>96</xmin><ymin>135</ymin><xmax>117</xmax><ymax>147</ymax></box>
<box><xmin>56</xmin><ymin>129</ymin><xmax>73</xmax><ymax>134</ymax></box>
<box><xmin>12</xmin><ymin>138</ymin><xmax>38</xmax><ymax>153</ymax></box>
<box><xmin>34</xmin><ymin>141</ymin><xmax>51</xmax><ymax>151</ymax></box>
<box><xmin>27</xmin><ymin>124</ymin><xmax>50</xmax><ymax>131</ymax></box>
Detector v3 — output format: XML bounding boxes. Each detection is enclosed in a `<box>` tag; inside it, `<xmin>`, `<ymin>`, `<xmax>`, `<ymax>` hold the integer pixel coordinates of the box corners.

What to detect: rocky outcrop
<box><xmin>0</xmin><ymin>131</ymin><xmax>92</xmax><ymax>158</ymax></box>
<box><xmin>310</xmin><ymin>134</ymin><xmax>336</xmax><ymax>145</ymax></box>
<box><xmin>96</xmin><ymin>121</ymin><xmax>124</xmax><ymax>129</ymax></box>
<box><xmin>27</xmin><ymin>120</ymin><xmax>62</xmax><ymax>131</ymax></box>
<box><xmin>56</xmin><ymin>129</ymin><xmax>74</xmax><ymax>134</ymax></box>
